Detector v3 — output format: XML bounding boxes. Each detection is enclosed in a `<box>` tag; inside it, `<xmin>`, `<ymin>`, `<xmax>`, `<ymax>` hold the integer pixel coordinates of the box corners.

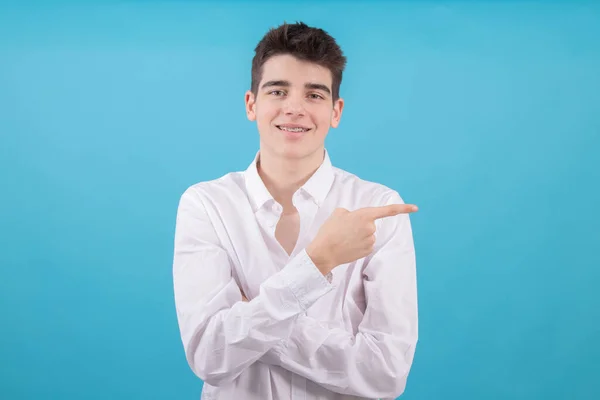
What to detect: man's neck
<box><xmin>257</xmin><ymin>147</ymin><xmax>324</xmax><ymax>212</ymax></box>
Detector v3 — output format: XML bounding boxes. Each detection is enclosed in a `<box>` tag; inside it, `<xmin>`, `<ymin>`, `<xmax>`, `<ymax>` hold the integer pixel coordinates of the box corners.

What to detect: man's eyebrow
<box><xmin>260</xmin><ymin>80</ymin><xmax>331</xmax><ymax>95</ymax></box>
<box><xmin>305</xmin><ymin>83</ymin><xmax>331</xmax><ymax>95</ymax></box>
<box><xmin>261</xmin><ymin>80</ymin><xmax>290</xmax><ymax>89</ymax></box>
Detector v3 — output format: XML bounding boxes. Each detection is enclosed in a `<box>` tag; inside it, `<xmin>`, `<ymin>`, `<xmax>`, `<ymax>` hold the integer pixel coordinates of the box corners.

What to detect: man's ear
<box><xmin>245</xmin><ymin>90</ymin><xmax>257</xmax><ymax>121</ymax></box>
<box><xmin>330</xmin><ymin>97</ymin><xmax>344</xmax><ymax>128</ymax></box>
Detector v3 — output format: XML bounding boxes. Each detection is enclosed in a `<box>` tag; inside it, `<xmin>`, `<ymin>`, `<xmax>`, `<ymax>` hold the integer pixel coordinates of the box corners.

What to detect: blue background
<box><xmin>1</xmin><ymin>1</ymin><xmax>599</xmax><ymax>399</ymax></box>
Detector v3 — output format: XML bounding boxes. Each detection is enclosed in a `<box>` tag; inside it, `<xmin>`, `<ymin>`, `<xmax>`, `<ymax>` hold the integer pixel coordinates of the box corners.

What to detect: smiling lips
<box><xmin>276</xmin><ymin>124</ymin><xmax>312</xmax><ymax>138</ymax></box>
<box><xmin>276</xmin><ymin>124</ymin><xmax>311</xmax><ymax>132</ymax></box>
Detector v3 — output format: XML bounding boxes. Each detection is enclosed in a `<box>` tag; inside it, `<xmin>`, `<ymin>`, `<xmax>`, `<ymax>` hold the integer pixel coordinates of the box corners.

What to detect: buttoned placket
<box><xmin>290</xmin><ymin>190</ymin><xmax>316</xmax><ymax>400</ymax></box>
<box><xmin>294</xmin><ymin>189</ymin><xmax>342</xmax><ymax>400</ymax></box>
<box><xmin>258</xmin><ymin>191</ymin><xmax>334</xmax><ymax>400</ymax></box>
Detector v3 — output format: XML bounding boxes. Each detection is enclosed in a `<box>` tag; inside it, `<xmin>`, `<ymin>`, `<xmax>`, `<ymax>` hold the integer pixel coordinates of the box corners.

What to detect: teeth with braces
<box><xmin>279</xmin><ymin>126</ymin><xmax>309</xmax><ymax>132</ymax></box>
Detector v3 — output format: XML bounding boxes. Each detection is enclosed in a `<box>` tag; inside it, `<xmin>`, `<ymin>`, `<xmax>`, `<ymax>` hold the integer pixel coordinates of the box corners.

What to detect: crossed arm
<box><xmin>173</xmin><ymin>187</ymin><xmax>418</xmax><ymax>398</ymax></box>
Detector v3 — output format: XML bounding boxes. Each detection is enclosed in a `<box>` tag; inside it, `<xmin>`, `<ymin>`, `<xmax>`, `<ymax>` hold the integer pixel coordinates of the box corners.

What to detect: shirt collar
<box><xmin>244</xmin><ymin>149</ymin><xmax>335</xmax><ymax>212</ymax></box>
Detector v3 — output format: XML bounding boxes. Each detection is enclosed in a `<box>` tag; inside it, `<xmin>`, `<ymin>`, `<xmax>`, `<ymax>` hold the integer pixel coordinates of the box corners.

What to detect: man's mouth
<box><xmin>276</xmin><ymin>125</ymin><xmax>312</xmax><ymax>133</ymax></box>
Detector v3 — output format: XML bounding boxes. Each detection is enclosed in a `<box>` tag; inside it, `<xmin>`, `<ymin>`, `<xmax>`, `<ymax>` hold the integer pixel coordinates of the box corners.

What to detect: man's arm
<box><xmin>258</xmin><ymin>191</ymin><xmax>418</xmax><ymax>399</ymax></box>
<box><xmin>173</xmin><ymin>187</ymin><xmax>334</xmax><ymax>387</ymax></box>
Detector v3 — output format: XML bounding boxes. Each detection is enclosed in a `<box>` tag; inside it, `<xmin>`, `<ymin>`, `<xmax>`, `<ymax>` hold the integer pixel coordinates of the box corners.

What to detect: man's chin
<box><xmin>280</xmin><ymin>143</ymin><xmax>325</xmax><ymax>160</ymax></box>
<box><xmin>260</xmin><ymin>136</ymin><xmax>322</xmax><ymax>160</ymax></box>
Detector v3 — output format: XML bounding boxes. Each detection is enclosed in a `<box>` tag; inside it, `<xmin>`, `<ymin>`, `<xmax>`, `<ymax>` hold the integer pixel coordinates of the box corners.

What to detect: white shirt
<box><xmin>172</xmin><ymin>150</ymin><xmax>418</xmax><ymax>400</ymax></box>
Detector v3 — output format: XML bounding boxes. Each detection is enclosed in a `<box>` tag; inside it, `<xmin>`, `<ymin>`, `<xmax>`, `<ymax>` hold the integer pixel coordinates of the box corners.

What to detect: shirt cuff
<box><xmin>279</xmin><ymin>249</ymin><xmax>334</xmax><ymax>311</ymax></box>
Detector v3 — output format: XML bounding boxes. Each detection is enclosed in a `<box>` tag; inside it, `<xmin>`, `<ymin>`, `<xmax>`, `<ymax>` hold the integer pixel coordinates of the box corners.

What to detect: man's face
<box><xmin>245</xmin><ymin>54</ymin><xmax>344</xmax><ymax>160</ymax></box>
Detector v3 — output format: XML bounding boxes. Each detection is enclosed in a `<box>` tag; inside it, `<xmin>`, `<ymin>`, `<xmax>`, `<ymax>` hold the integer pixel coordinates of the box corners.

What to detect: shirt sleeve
<box><xmin>260</xmin><ymin>191</ymin><xmax>418</xmax><ymax>399</ymax></box>
<box><xmin>173</xmin><ymin>187</ymin><xmax>334</xmax><ymax>387</ymax></box>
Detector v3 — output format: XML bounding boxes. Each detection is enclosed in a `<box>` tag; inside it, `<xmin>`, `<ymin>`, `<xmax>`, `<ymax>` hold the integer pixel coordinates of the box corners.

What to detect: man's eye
<box><xmin>308</xmin><ymin>93</ymin><xmax>324</xmax><ymax>100</ymax></box>
<box><xmin>269</xmin><ymin>90</ymin><xmax>285</xmax><ymax>96</ymax></box>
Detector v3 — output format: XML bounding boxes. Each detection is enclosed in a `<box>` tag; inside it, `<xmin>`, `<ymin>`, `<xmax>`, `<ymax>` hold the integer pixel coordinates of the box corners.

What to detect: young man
<box><xmin>173</xmin><ymin>22</ymin><xmax>419</xmax><ymax>400</ymax></box>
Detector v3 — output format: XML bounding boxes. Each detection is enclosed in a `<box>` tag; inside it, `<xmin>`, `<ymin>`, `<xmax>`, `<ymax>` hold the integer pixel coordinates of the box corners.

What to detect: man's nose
<box><xmin>282</xmin><ymin>95</ymin><xmax>305</xmax><ymax>116</ymax></box>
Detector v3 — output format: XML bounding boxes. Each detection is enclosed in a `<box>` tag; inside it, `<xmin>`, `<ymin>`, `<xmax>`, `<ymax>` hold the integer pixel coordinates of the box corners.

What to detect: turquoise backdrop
<box><xmin>1</xmin><ymin>1</ymin><xmax>598</xmax><ymax>399</ymax></box>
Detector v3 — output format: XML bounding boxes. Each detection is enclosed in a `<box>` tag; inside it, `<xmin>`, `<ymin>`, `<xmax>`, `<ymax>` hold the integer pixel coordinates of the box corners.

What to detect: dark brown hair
<box><xmin>251</xmin><ymin>22</ymin><xmax>347</xmax><ymax>101</ymax></box>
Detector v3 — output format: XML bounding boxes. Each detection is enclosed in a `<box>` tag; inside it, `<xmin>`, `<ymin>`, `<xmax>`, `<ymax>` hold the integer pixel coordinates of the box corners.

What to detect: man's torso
<box><xmin>192</xmin><ymin>160</ymin><xmax>397</xmax><ymax>400</ymax></box>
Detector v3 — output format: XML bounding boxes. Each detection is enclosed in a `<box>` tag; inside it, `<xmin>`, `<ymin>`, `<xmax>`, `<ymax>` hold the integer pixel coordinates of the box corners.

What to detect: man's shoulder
<box><xmin>332</xmin><ymin>166</ymin><xmax>406</xmax><ymax>207</ymax></box>
<box><xmin>180</xmin><ymin>171</ymin><xmax>246</xmax><ymax>201</ymax></box>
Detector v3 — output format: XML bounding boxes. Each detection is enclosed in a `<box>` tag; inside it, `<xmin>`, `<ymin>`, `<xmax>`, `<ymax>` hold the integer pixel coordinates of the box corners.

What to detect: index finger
<box><xmin>358</xmin><ymin>204</ymin><xmax>418</xmax><ymax>220</ymax></box>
